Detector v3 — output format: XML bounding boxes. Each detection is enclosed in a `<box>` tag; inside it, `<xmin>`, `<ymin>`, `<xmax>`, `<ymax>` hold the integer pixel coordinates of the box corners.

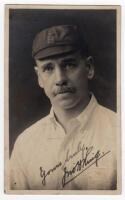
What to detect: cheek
<box><xmin>40</xmin><ymin>76</ymin><xmax>53</xmax><ymax>97</ymax></box>
<box><xmin>70</xmin><ymin>69</ymin><xmax>88</xmax><ymax>86</ymax></box>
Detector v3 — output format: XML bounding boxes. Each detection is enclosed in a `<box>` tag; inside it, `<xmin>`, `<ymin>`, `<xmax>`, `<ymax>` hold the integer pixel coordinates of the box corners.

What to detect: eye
<box><xmin>42</xmin><ymin>63</ymin><xmax>54</xmax><ymax>73</ymax></box>
<box><xmin>64</xmin><ymin>62</ymin><xmax>77</xmax><ymax>70</ymax></box>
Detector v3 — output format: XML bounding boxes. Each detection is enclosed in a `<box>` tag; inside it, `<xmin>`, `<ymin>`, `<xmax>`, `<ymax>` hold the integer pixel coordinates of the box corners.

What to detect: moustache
<box><xmin>53</xmin><ymin>86</ymin><xmax>76</xmax><ymax>96</ymax></box>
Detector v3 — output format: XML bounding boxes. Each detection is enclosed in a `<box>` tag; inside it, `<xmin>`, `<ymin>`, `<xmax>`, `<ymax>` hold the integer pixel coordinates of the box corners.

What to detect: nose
<box><xmin>55</xmin><ymin>67</ymin><xmax>67</xmax><ymax>86</ymax></box>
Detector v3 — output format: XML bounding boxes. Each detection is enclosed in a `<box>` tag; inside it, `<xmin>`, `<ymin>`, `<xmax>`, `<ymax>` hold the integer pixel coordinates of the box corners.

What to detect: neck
<box><xmin>53</xmin><ymin>95</ymin><xmax>90</xmax><ymax>133</ymax></box>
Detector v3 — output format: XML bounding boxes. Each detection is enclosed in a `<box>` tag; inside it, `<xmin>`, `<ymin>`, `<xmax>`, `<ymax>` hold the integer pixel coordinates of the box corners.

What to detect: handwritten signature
<box><xmin>62</xmin><ymin>146</ymin><xmax>110</xmax><ymax>187</ymax></box>
<box><xmin>39</xmin><ymin>143</ymin><xmax>110</xmax><ymax>187</ymax></box>
<box><xmin>40</xmin><ymin>161</ymin><xmax>62</xmax><ymax>186</ymax></box>
<box><xmin>63</xmin><ymin>141</ymin><xmax>90</xmax><ymax>167</ymax></box>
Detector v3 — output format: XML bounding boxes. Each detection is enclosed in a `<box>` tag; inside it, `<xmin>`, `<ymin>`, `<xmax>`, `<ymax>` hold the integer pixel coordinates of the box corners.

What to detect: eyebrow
<box><xmin>38</xmin><ymin>56</ymin><xmax>79</xmax><ymax>69</ymax></box>
<box><xmin>61</xmin><ymin>58</ymin><xmax>78</xmax><ymax>63</ymax></box>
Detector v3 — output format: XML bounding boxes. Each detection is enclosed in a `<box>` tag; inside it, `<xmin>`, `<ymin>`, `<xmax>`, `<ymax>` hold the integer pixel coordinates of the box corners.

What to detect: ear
<box><xmin>85</xmin><ymin>56</ymin><xmax>95</xmax><ymax>80</ymax></box>
<box><xmin>34</xmin><ymin>66</ymin><xmax>43</xmax><ymax>88</ymax></box>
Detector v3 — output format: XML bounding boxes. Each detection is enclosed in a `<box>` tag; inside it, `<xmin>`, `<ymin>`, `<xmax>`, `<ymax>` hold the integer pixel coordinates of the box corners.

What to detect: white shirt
<box><xmin>10</xmin><ymin>95</ymin><xmax>117</xmax><ymax>190</ymax></box>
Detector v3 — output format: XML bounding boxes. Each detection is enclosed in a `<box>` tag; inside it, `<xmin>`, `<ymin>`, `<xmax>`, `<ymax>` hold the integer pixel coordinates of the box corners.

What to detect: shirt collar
<box><xmin>48</xmin><ymin>93</ymin><xmax>98</xmax><ymax>128</ymax></box>
<box><xmin>76</xmin><ymin>93</ymin><xmax>98</xmax><ymax>125</ymax></box>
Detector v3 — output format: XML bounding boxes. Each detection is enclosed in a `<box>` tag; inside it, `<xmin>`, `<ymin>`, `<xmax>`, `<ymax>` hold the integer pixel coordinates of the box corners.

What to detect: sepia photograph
<box><xmin>4</xmin><ymin>4</ymin><xmax>121</xmax><ymax>194</ymax></box>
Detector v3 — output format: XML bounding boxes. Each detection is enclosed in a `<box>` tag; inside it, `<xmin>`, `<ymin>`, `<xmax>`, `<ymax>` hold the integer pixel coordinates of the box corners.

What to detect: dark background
<box><xmin>9</xmin><ymin>8</ymin><xmax>116</xmax><ymax>156</ymax></box>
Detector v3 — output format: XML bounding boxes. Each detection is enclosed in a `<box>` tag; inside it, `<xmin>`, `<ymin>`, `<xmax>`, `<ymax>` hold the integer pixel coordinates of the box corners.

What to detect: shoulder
<box><xmin>96</xmin><ymin>104</ymin><xmax>116</xmax><ymax>125</ymax></box>
<box><xmin>94</xmin><ymin>104</ymin><xmax>117</xmax><ymax>146</ymax></box>
<box><xmin>13</xmin><ymin>114</ymin><xmax>51</xmax><ymax>151</ymax></box>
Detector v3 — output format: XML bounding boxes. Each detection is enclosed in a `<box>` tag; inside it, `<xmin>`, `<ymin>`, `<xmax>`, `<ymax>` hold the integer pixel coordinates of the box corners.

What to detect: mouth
<box><xmin>54</xmin><ymin>87</ymin><xmax>76</xmax><ymax>96</ymax></box>
<box><xmin>58</xmin><ymin>89</ymin><xmax>73</xmax><ymax>94</ymax></box>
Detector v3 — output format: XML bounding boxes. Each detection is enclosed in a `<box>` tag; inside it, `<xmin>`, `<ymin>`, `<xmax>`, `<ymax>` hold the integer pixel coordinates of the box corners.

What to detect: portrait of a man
<box><xmin>6</xmin><ymin>5</ymin><xmax>120</xmax><ymax>194</ymax></box>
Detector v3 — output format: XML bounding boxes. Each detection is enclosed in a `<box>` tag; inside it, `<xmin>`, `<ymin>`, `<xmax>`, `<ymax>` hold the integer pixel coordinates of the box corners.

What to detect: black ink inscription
<box><xmin>39</xmin><ymin>143</ymin><xmax>111</xmax><ymax>188</ymax></box>
<box><xmin>40</xmin><ymin>161</ymin><xmax>62</xmax><ymax>186</ymax></box>
<box><xmin>62</xmin><ymin>148</ymin><xmax>110</xmax><ymax>187</ymax></box>
<box><xmin>64</xmin><ymin>141</ymin><xmax>85</xmax><ymax>164</ymax></box>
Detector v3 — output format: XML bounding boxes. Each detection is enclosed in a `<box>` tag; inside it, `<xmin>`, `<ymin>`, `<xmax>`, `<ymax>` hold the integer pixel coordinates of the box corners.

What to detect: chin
<box><xmin>57</xmin><ymin>100</ymin><xmax>80</xmax><ymax>110</ymax></box>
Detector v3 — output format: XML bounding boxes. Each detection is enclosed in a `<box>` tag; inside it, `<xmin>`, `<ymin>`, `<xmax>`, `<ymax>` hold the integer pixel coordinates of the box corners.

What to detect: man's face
<box><xmin>35</xmin><ymin>51</ymin><xmax>94</xmax><ymax>110</ymax></box>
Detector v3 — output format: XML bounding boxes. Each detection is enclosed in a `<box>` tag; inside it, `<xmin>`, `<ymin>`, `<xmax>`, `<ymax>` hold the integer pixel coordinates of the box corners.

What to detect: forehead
<box><xmin>36</xmin><ymin>51</ymin><xmax>83</xmax><ymax>66</ymax></box>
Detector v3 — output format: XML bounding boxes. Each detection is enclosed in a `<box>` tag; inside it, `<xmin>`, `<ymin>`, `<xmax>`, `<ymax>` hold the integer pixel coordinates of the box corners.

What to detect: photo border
<box><xmin>4</xmin><ymin>4</ymin><xmax>121</xmax><ymax>195</ymax></box>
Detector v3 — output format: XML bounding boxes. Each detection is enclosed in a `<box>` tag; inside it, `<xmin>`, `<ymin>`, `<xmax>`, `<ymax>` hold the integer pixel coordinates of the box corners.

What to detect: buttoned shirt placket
<box><xmin>47</xmin><ymin>94</ymin><xmax>98</xmax><ymax>189</ymax></box>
